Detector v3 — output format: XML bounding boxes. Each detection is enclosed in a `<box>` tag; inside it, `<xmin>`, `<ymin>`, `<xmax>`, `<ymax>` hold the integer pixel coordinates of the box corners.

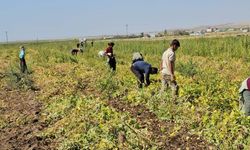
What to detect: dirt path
<box><xmin>107</xmin><ymin>98</ymin><xmax>213</xmax><ymax>149</ymax></box>
<box><xmin>0</xmin><ymin>79</ymin><xmax>213</xmax><ymax>149</ymax></box>
<box><xmin>0</xmin><ymin>89</ymin><xmax>55</xmax><ymax>150</ymax></box>
<box><xmin>81</xmin><ymin>83</ymin><xmax>214</xmax><ymax>149</ymax></box>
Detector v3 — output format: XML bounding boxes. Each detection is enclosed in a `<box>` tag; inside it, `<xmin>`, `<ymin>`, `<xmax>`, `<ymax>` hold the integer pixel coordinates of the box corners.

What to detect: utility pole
<box><xmin>5</xmin><ymin>31</ymin><xmax>8</xmax><ymax>44</ymax></box>
<box><xmin>126</xmin><ymin>24</ymin><xmax>128</xmax><ymax>37</ymax></box>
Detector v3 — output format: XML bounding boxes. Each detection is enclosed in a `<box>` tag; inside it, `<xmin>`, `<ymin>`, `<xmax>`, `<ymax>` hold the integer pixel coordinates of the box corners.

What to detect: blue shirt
<box><xmin>132</xmin><ymin>60</ymin><xmax>151</xmax><ymax>74</ymax></box>
<box><xmin>132</xmin><ymin>60</ymin><xmax>152</xmax><ymax>85</ymax></box>
<box><xmin>19</xmin><ymin>49</ymin><xmax>25</xmax><ymax>59</ymax></box>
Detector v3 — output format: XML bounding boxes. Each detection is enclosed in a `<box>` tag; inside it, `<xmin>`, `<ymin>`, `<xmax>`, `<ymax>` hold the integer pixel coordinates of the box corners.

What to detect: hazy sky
<box><xmin>0</xmin><ymin>0</ymin><xmax>249</xmax><ymax>41</ymax></box>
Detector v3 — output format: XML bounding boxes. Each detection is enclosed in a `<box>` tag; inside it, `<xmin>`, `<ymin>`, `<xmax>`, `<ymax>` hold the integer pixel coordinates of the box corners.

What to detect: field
<box><xmin>0</xmin><ymin>35</ymin><xmax>250</xmax><ymax>149</ymax></box>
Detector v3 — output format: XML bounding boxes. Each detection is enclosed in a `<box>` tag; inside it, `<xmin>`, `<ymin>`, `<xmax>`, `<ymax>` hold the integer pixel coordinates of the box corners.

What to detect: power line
<box><xmin>126</xmin><ymin>24</ymin><xmax>128</xmax><ymax>36</ymax></box>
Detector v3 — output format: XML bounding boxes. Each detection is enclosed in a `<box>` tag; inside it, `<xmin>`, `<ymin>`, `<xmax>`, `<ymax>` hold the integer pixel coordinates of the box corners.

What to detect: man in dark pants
<box><xmin>105</xmin><ymin>42</ymin><xmax>116</xmax><ymax>71</ymax></box>
<box><xmin>19</xmin><ymin>46</ymin><xmax>27</xmax><ymax>73</ymax></box>
<box><xmin>91</xmin><ymin>40</ymin><xmax>94</xmax><ymax>47</ymax></box>
<box><xmin>131</xmin><ymin>60</ymin><xmax>158</xmax><ymax>88</ymax></box>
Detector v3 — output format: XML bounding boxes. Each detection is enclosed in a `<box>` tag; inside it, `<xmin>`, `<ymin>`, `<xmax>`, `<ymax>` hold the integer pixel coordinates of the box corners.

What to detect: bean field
<box><xmin>0</xmin><ymin>36</ymin><xmax>250</xmax><ymax>149</ymax></box>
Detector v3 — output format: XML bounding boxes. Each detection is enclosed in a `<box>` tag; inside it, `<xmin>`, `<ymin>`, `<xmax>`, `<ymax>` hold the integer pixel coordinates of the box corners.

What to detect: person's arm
<box><xmin>168</xmin><ymin>52</ymin><xmax>175</xmax><ymax>81</ymax></box>
<box><xmin>168</xmin><ymin>60</ymin><xmax>175</xmax><ymax>81</ymax></box>
<box><xmin>104</xmin><ymin>47</ymin><xmax>108</xmax><ymax>54</ymax></box>
<box><xmin>105</xmin><ymin>47</ymin><xmax>112</xmax><ymax>57</ymax></box>
<box><xmin>168</xmin><ymin>60</ymin><xmax>174</xmax><ymax>75</ymax></box>
<box><xmin>145</xmin><ymin>66</ymin><xmax>151</xmax><ymax>86</ymax></box>
<box><xmin>104</xmin><ymin>47</ymin><xmax>109</xmax><ymax>56</ymax></box>
<box><xmin>160</xmin><ymin>61</ymin><xmax>163</xmax><ymax>70</ymax></box>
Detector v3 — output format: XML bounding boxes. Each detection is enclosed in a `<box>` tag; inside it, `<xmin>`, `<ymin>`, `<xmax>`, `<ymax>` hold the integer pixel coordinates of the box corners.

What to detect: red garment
<box><xmin>105</xmin><ymin>46</ymin><xmax>113</xmax><ymax>54</ymax></box>
<box><xmin>247</xmin><ymin>78</ymin><xmax>250</xmax><ymax>90</ymax></box>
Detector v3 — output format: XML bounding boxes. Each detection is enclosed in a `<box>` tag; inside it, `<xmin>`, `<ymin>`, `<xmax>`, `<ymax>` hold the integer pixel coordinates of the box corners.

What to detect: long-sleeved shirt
<box><xmin>19</xmin><ymin>49</ymin><xmax>25</xmax><ymax>59</ymax></box>
<box><xmin>132</xmin><ymin>60</ymin><xmax>152</xmax><ymax>85</ymax></box>
<box><xmin>105</xmin><ymin>46</ymin><xmax>113</xmax><ymax>55</ymax></box>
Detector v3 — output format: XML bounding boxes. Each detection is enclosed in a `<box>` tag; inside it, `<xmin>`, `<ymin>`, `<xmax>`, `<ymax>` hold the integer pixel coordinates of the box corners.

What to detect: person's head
<box><xmin>150</xmin><ymin>67</ymin><xmax>158</xmax><ymax>74</ymax></box>
<box><xmin>77</xmin><ymin>43</ymin><xmax>80</xmax><ymax>48</ymax></box>
<box><xmin>170</xmin><ymin>39</ymin><xmax>180</xmax><ymax>51</ymax></box>
<box><xmin>108</xmin><ymin>42</ymin><xmax>115</xmax><ymax>47</ymax></box>
<box><xmin>20</xmin><ymin>45</ymin><xmax>25</xmax><ymax>50</ymax></box>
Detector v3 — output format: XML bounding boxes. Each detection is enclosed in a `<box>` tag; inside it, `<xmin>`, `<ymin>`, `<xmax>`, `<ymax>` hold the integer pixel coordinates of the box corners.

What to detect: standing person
<box><xmin>160</xmin><ymin>39</ymin><xmax>180</xmax><ymax>99</ymax></box>
<box><xmin>131</xmin><ymin>59</ymin><xmax>158</xmax><ymax>88</ymax></box>
<box><xmin>19</xmin><ymin>46</ymin><xmax>27</xmax><ymax>73</ymax></box>
<box><xmin>84</xmin><ymin>38</ymin><xmax>87</xmax><ymax>48</ymax></box>
<box><xmin>239</xmin><ymin>77</ymin><xmax>250</xmax><ymax>116</ymax></box>
<box><xmin>77</xmin><ymin>43</ymin><xmax>83</xmax><ymax>53</ymax></box>
<box><xmin>105</xmin><ymin>42</ymin><xmax>116</xmax><ymax>71</ymax></box>
<box><xmin>76</xmin><ymin>43</ymin><xmax>80</xmax><ymax>50</ymax></box>
<box><xmin>91</xmin><ymin>40</ymin><xmax>94</xmax><ymax>47</ymax></box>
<box><xmin>79</xmin><ymin>38</ymin><xmax>84</xmax><ymax>47</ymax></box>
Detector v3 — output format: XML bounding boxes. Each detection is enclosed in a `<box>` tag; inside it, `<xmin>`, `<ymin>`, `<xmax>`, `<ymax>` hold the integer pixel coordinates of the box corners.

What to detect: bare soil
<box><xmin>107</xmin><ymin>98</ymin><xmax>214</xmax><ymax>149</ymax></box>
<box><xmin>0</xmin><ymin>89</ymin><xmax>56</xmax><ymax>150</ymax></box>
<box><xmin>0</xmin><ymin>78</ymin><xmax>214</xmax><ymax>150</ymax></box>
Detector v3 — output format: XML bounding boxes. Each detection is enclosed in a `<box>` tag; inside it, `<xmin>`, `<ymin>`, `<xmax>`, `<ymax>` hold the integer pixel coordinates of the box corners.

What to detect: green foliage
<box><xmin>55</xmin><ymin>53</ymin><xmax>78</xmax><ymax>64</ymax></box>
<box><xmin>41</xmin><ymin>96</ymin><xmax>147</xmax><ymax>149</ymax></box>
<box><xmin>176</xmin><ymin>59</ymin><xmax>198</xmax><ymax>78</ymax></box>
<box><xmin>3</xmin><ymin>65</ymin><xmax>37</xmax><ymax>91</ymax></box>
<box><xmin>61</xmin><ymin>141</ymin><xmax>82</xmax><ymax>150</ymax></box>
<box><xmin>1</xmin><ymin>36</ymin><xmax>250</xmax><ymax>149</ymax></box>
<box><xmin>97</xmin><ymin>72</ymin><xmax>119</xmax><ymax>98</ymax></box>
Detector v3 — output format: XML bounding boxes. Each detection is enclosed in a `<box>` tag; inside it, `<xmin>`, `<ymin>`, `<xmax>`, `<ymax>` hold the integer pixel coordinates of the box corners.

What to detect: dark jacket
<box><xmin>132</xmin><ymin>60</ymin><xmax>151</xmax><ymax>85</ymax></box>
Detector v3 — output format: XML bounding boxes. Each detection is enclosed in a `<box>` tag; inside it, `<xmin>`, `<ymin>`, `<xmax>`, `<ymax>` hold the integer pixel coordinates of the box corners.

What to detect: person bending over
<box><xmin>131</xmin><ymin>60</ymin><xmax>158</xmax><ymax>88</ymax></box>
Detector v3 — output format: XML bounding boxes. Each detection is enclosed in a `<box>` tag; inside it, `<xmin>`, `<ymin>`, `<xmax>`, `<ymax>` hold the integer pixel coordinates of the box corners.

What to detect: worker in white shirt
<box><xmin>160</xmin><ymin>39</ymin><xmax>180</xmax><ymax>100</ymax></box>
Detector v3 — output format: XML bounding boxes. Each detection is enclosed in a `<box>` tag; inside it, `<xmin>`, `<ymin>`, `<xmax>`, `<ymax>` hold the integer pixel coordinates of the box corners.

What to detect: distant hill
<box><xmin>189</xmin><ymin>22</ymin><xmax>250</xmax><ymax>32</ymax></box>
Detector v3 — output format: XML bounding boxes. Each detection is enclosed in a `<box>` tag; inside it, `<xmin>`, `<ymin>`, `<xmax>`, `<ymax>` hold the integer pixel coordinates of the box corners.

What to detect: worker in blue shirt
<box><xmin>131</xmin><ymin>60</ymin><xmax>158</xmax><ymax>88</ymax></box>
<box><xmin>19</xmin><ymin>46</ymin><xmax>27</xmax><ymax>73</ymax></box>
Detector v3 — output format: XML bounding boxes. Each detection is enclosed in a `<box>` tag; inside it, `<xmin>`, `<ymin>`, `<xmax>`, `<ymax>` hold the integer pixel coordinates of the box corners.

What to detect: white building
<box><xmin>206</xmin><ymin>27</ymin><xmax>217</xmax><ymax>33</ymax></box>
<box><xmin>241</xmin><ymin>28</ymin><xmax>249</xmax><ymax>33</ymax></box>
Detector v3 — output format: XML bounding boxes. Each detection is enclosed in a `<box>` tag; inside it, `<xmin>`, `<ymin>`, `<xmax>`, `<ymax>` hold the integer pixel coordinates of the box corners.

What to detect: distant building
<box><xmin>227</xmin><ymin>28</ymin><xmax>235</xmax><ymax>32</ymax></box>
<box><xmin>206</xmin><ymin>27</ymin><xmax>217</xmax><ymax>33</ymax></box>
<box><xmin>156</xmin><ymin>32</ymin><xmax>164</xmax><ymax>37</ymax></box>
<box><xmin>148</xmin><ymin>33</ymin><xmax>156</xmax><ymax>38</ymax></box>
<box><xmin>214</xmin><ymin>29</ymin><xmax>221</xmax><ymax>32</ymax></box>
<box><xmin>240</xmin><ymin>28</ymin><xmax>250</xmax><ymax>33</ymax></box>
<box><xmin>190</xmin><ymin>31</ymin><xmax>204</xmax><ymax>36</ymax></box>
<box><xmin>141</xmin><ymin>32</ymin><xmax>155</xmax><ymax>38</ymax></box>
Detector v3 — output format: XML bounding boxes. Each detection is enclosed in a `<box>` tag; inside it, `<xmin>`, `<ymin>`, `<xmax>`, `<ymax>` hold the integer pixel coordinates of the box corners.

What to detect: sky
<box><xmin>0</xmin><ymin>0</ymin><xmax>250</xmax><ymax>42</ymax></box>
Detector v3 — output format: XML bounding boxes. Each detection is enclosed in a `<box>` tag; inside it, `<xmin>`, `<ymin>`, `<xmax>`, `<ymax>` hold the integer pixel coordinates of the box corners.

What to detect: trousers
<box><xmin>161</xmin><ymin>74</ymin><xmax>179</xmax><ymax>99</ymax></box>
<box><xmin>20</xmin><ymin>58</ymin><xmax>27</xmax><ymax>73</ymax></box>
